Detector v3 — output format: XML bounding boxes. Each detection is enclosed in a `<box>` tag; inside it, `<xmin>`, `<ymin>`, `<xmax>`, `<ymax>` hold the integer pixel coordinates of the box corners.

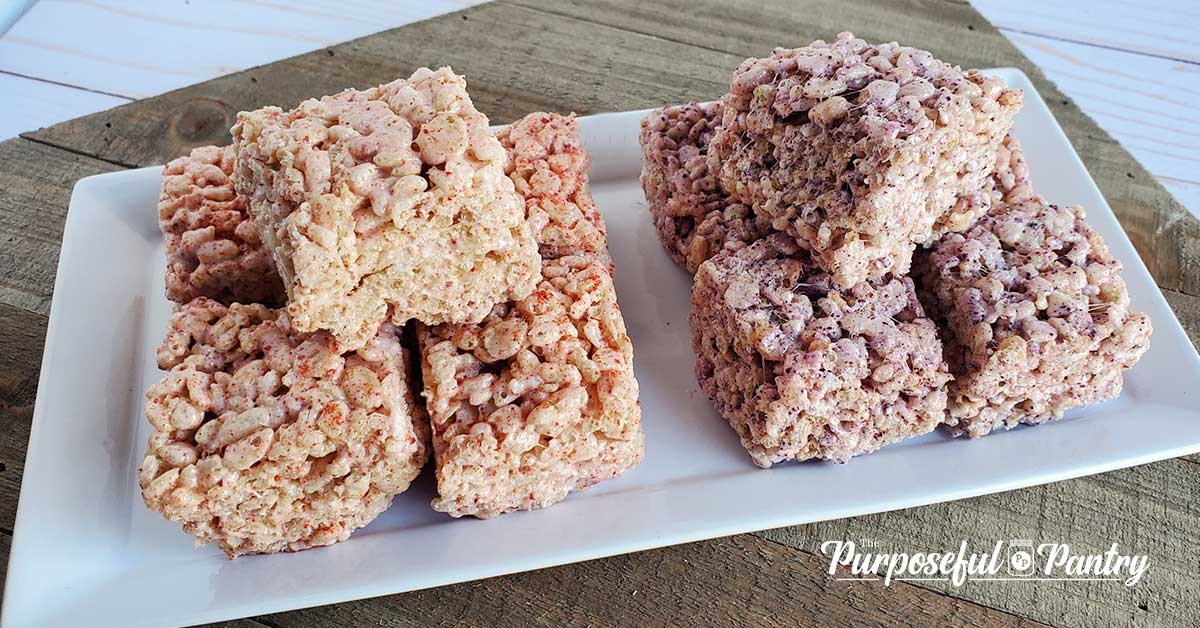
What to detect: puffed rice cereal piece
<box><xmin>639</xmin><ymin>101</ymin><xmax>771</xmax><ymax>274</ymax></box>
<box><xmin>140</xmin><ymin>297</ymin><xmax>429</xmax><ymax>557</ymax></box>
<box><xmin>709</xmin><ymin>32</ymin><xmax>1023</xmax><ymax>287</ymax></box>
<box><xmin>497</xmin><ymin>112</ymin><xmax>611</xmax><ymax>263</ymax></box>
<box><xmin>915</xmin><ymin>197</ymin><xmax>1151</xmax><ymax>437</ymax></box>
<box><xmin>691</xmin><ymin>234</ymin><xmax>950</xmax><ymax>467</ymax></box>
<box><xmin>418</xmin><ymin>254</ymin><xmax>642</xmax><ymax>518</ymax></box>
<box><xmin>158</xmin><ymin>145</ymin><xmax>285</xmax><ymax>306</ymax></box>
<box><xmin>231</xmin><ymin>66</ymin><xmax>540</xmax><ymax>350</ymax></box>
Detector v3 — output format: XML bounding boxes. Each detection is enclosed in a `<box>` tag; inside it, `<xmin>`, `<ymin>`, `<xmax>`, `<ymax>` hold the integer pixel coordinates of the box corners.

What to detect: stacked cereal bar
<box><xmin>140</xmin><ymin>298</ymin><xmax>429</xmax><ymax>556</ymax></box>
<box><xmin>915</xmin><ymin>197</ymin><xmax>1152</xmax><ymax>438</ymax></box>
<box><xmin>158</xmin><ymin>145</ymin><xmax>285</xmax><ymax>306</ymax></box>
<box><xmin>231</xmin><ymin>66</ymin><xmax>541</xmax><ymax>350</ymax></box>
<box><xmin>418</xmin><ymin>113</ymin><xmax>643</xmax><ymax>518</ymax></box>
<box><xmin>639</xmin><ymin>101</ymin><xmax>770</xmax><ymax>274</ymax></box>
<box><xmin>708</xmin><ymin>32</ymin><xmax>1022</xmax><ymax>287</ymax></box>
<box><xmin>498</xmin><ymin>112</ymin><xmax>610</xmax><ymax>263</ymax></box>
<box><xmin>691</xmin><ymin>234</ymin><xmax>950</xmax><ymax>467</ymax></box>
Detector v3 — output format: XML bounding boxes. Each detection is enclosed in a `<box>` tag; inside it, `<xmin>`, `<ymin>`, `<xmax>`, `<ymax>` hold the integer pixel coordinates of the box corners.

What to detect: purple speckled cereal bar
<box><xmin>158</xmin><ymin>145</ymin><xmax>285</xmax><ymax>306</ymax></box>
<box><xmin>691</xmin><ymin>234</ymin><xmax>950</xmax><ymax>467</ymax></box>
<box><xmin>231</xmin><ymin>66</ymin><xmax>540</xmax><ymax>350</ymax></box>
<box><xmin>709</xmin><ymin>32</ymin><xmax>1023</xmax><ymax>287</ymax></box>
<box><xmin>916</xmin><ymin>197</ymin><xmax>1151</xmax><ymax>438</ymax></box>
<box><xmin>418</xmin><ymin>254</ymin><xmax>642</xmax><ymax>518</ymax></box>
<box><xmin>140</xmin><ymin>298</ymin><xmax>429</xmax><ymax>557</ymax></box>
<box><xmin>639</xmin><ymin>101</ymin><xmax>771</xmax><ymax>274</ymax></box>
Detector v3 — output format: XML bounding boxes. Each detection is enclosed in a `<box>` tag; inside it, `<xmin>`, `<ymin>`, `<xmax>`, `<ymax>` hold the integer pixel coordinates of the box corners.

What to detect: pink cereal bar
<box><xmin>418</xmin><ymin>114</ymin><xmax>642</xmax><ymax>518</ymax></box>
<box><xmin>140</xmin><ymin>297</ymin><xmax>429</xmax><ymax>557</ymax></box>
<box><xmin>497</xmin><ymin>112</ymin><xmax>611</xmax><ymax>262</ymax></box>
<box><xmin>691</xmin><ymin>234</ymin><xmax>950</xmax><ymax>467</ymax></box>
<box><xmin>231</xmin><ymin>66</ymin><xmax>540</xmax><ymax>350</ymax></box>
<box><xmin>915</xmin><ymin>197</ymin><xmax>1151</xmax><ymax>438</ymax></box>
<box><xmin>418</xmin><ymin>254</ymin><xmax>642</xmax><ymax>517</ymax></box>
<box><xmin>709</xmin><ymin>32</ymin><xmax>1023</xmax><ymax>287</ymax></box>
<box><xmin>639</xmin><ymin>101</ymin><xmax>770</xmax><ymax>274</ymax></box>
<box><xmin>158</xmin><ymin>145</ymin><xmax>285</xmax><ymax>306</ymax></box>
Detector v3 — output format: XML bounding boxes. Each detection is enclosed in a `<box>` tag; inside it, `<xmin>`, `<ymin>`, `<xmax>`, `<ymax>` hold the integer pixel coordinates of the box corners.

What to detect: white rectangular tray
<box><xmin>5</xmin><ymin>68</ymin><xmax>1200</xmax><ymax>628</ymax></box>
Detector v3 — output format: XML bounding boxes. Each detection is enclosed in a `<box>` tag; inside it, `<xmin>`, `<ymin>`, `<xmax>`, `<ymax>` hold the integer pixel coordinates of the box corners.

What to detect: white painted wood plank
<box><xmin>1000</xmin><ymin>32</ymin><xmax>1200</xmax><ymax>188</ymax></box>
<box><xmin>0</xmin><ymin>73</ymin><xmax>130</xmax><ymax>141</ymax></box>
<box><xmin>0</xmin><ymin>0</ymin><xmax>486</xmax><ymax>99</ymax></box>
<box><xmin>1159</xmin><ymin>178</ymin><xmax>1200</xmax><ymax>220</ymax></box>
<box><xmin>972</xmin><ymin>0</ymin><xmax>1200</xmax><ymax>62</ymax></box>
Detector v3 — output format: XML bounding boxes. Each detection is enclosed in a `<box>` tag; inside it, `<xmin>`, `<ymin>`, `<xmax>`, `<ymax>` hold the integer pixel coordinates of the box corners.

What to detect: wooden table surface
<box><xmin>5</xmin><ymin>1</ymin><xmax>1197</xmax><ymax>219</ymax></box>
<box><xmin>1</xmin><ymin>1</ymin><xmax>1198</xmax><ymax>626</ymax></box>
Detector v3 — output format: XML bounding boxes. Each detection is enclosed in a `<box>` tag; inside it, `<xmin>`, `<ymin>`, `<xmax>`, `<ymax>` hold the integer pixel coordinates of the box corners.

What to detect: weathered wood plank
<box><xmin>0</xmin><ymin>302</ymin><xmax>46</xmax><ymax>531</ymax></box>
<box><xmin>505</xmin><ymin>0</ymin><xmax>1200</xmax><ymax>300</ymax></box>
<box><xmin>24</xmin><ymin>2</ymin><xmax>739</xmax><ymax>168</ymax></box>
<box><xmin>0</xmin><ymin>532</ymin><xmax>10</xmax><ymax>603</ymax></box>
<box><xmin>1163</xmin><ymin>288</ymin><xmax>1200</xmax><ymax>347</ymax></box>
<box><xmin>757</xmin><ymin>454</ymin><xmax>1200</xmax><ymax>628</ymax></box>
<box><xmin>255</xmin><ymin>534</ymin><xmax>1048</xmax><ymax>628</ymax></box>
<box><xmin>0</xmin><ymin>137</ymin><xmax>125</xmax><ymax>315</ymax></box>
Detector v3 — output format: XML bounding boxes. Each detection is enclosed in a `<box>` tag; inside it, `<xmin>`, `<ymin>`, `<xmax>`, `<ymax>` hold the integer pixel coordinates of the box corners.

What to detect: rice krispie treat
<box><xmin>140</xmin><ymin>297</ymin><xmax>429</xmax><ymax>557</ymax></box>
<box><xmin>158</xmin><ymin>145</ymin><xmax>285</xmax><ymax>306</ymax></box>
<box><xmin>231</xmin><ymin>66</ymin><xmax>540</xmax><ymax>350</ymax></box>
<box><xmin>498</xmin><ymin>112</ymin><xmax>610</xmax><ymax>262</ymax></box>
<box><xmin>691</xmin><ymin>234</ymin><xmax>950</xmax><ymax>467</ymax></box>
<box><xmin>639</xmin><ymin>101</ymin><xmax>771</xmax><ymax>274</ymax></box>
<box><xmin>915</xmin><ymin>198</ymin><xmax>1152</xmax><ymax>438</ymax></box>
<box><xmin>418</xmin><ymin>254</ymin><xmax>643</xmax><ymax>518</ymax></box>
<box><xmin>709</xmin><ymin>32</ymin><xmax>1023</xmax><ymax>287</ymax></box>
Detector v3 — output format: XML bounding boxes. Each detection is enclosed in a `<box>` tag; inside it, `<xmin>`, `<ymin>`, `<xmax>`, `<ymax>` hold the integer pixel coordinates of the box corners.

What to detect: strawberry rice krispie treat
<box><xmin>639</xmin><ymin>101</ymin><xmax>771</xmax><ymax>274</ymax></box>
<box><xmin>915</xmin><ymin>197</ymin><xmax>1151</xmax><ymax>438</ymax></box>
<box><xmin>231</xmin><ymin>66</ymin><xmax>540</xmax><ymax>350</ymax></box>
<box><xmin>158</xmin><ymin>145</ymin><xmax>284</xmax><ymax>306</ymax></box>
<box><xmin>709</xmin><ymin>32</ymin><xmax>1023</xmax><ymax>287</ymax></box>
<box><xmin>139</xmin><ymin>297</ymin><xmax>429</xmax><ymax>556</ymax></box>
<box><xmin>418</xmin><ymin>254</ymin><xmax>642</xmax><ymax>517</ymax></box>
<box><xmin>497</xmin><ymin>112</ymin><xmax>610</xmax><ymax>263</ymax></box>
<box><xmin>691</xmin><ymin>234</ymin><xmax>950</xmax><ymax>467</ymax></box>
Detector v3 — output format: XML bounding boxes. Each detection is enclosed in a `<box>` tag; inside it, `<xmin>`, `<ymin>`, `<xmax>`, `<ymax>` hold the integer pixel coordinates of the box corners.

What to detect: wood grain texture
<box><xmin>971</xmin><ymin>0</ymin><xmax>1200</xmax><ymax>63</ymax></box>
<box><xmin>0</xmin><ymin>137</ymin><xmax>125</xmax><ymax>315</ymax></box>
<box><xmin>1163</xmin><ymin>289</ymin><xmax>1200</xmax><ymax>343</ymax></box>
<box><xmin>249</xmin><ymin>535</ymin><xmax>1048</xmax><ymax>628</ymax></box>
<box><xmin>1</xmin><ymin>2</ymin><xmax>1197</xmax><ymax>627</ymax></box>
<box><xmin>23</xmin><ymin>1</ymin><xmax>741</xmax><ymax>167</ymax></box>
<box><xmin>757</xmin><ymin>455</ymin><xmax>1200</xmax><ymax>628</ymax></box>
<box><xmin>0</xmin><ymin>0</ymin><xmax>486</xmax><ymax>99</ymax></box>
<box><xmin>0</xmin><ymin>302</ymin><xmax>46</xmax><ymax>532</ymax></box>
<box><xmin>0</xmin><ymin>73</ymin><xmax>131</xmax><ymax>141</ymax></box>
<box><xmin>0</xmin><ymin>532</ymin><xmax>10</xmax><ymax>608</ymax></box>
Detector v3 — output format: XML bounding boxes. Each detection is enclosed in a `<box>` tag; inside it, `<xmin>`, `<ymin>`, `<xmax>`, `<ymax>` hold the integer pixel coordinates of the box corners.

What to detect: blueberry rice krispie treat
<box><xmin>915</xmin><ymin>197</ymin><xmax>1151</xmax><ymax>438</ymax></box>
<box><xmin>497</xmin><ymin>112</ymin><xmax>611</xmax><ymax>263</ymax></box>
<box><xmin>691</xmin><ymin>234</ymin><xmax>950</xmax><ymax>467</ymax></box>
<box><xmin>140</xmin><ymin>298</ymin><xmax>429</xmax><ymax>556</ymax></box>
<box><xmin>418</xmin><ymin>254</ymin><xmax>642</xmax><ymax>517</ymax></box>
<box><xmin>158</xmin><ymin>145</ymin><xmax>285</xmax><ymax>306</ymax></box>
<box><xmin>708</xmin><ymin>32</ymin><xmax>1023</xmax><ymax>287</ymax></box>
<box><xmin>639</xmin><ymin>101</ymin><xmax>771</xmax><ymax>274</ymax></box>
<box><xmin>231</xmin><ymin>66</ymin><xmax>540</xmax><ymax>350</ymax></box>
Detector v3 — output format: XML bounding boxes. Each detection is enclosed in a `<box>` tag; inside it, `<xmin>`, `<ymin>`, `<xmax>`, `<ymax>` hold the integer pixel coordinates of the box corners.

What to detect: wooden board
<box><xmin>1</xmin><ymin>1</ymin><xmax>1197</xmax><ymax>626</ymax></box>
